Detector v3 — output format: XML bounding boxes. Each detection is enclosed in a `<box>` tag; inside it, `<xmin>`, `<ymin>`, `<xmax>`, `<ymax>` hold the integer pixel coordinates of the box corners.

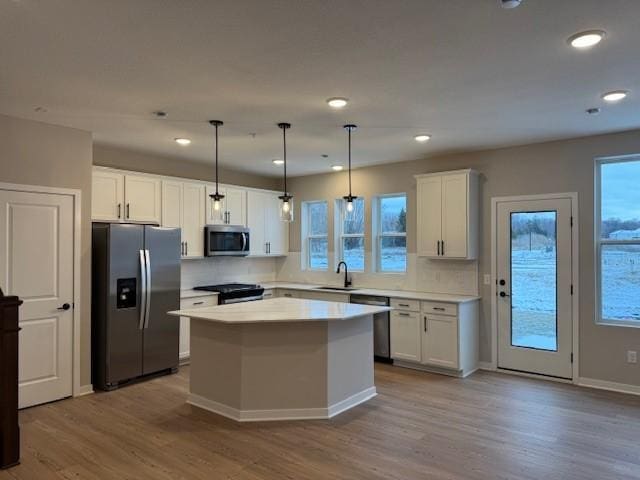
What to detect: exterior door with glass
<box><xmin>496</xmin><ymin>197</ymin><xmax>573</xmax><ymax>379</ymax></box>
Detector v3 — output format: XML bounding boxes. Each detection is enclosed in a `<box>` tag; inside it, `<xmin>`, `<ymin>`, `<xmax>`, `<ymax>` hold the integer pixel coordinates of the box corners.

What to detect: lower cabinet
<box><xmin>179</xmin><ymin>294</ymin><xmax>218</xmax><ymax>362</ymax></box>
<box><xmin>390</xmin><ymin>299</ymin><xmax>479</xmax><ymax>377</ymax></box>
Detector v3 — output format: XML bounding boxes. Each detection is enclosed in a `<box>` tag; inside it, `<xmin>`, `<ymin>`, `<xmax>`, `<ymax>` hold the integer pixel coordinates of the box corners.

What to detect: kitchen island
<box><xmin>169</xmin><ymin>297</ymin><xmax>390</xmax><ymax>422</ymax></box>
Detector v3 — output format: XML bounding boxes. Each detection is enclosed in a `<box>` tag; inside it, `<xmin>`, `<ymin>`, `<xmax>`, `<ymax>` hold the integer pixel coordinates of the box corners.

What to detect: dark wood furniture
<box><xmin>0</xmin><ymin>288</ymin><xmax>21</xmax><ymax>469</ymax></box>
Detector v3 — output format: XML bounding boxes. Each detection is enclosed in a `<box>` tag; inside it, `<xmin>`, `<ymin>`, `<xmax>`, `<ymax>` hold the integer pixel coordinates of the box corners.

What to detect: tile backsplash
<box><xmin>181</xmin><ymin>256</ymin><xmax>278</xmax><ymax>289</ymax></box>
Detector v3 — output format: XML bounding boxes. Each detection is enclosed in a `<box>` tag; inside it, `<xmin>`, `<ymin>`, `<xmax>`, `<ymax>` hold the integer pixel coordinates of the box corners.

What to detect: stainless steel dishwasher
<box><xmin>349</xmin><ymin>294</ymin><xmax>391</xmax><ymax>363</ymax></box>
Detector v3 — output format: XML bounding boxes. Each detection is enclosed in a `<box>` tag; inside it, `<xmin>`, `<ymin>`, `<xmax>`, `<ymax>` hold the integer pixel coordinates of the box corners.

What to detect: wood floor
<box><xmin>2</xmin><ymin>365</ymin><xmax>640</xmax><ymax>480</ymax></box>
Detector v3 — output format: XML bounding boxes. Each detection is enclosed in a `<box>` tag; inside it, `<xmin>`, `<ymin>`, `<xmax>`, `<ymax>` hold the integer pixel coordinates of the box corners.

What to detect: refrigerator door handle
<box><xmin>144</xmin><ymin>249</ymin><xmax>151</xmax><ymax>329</ymax></box>
<box><xmin>138</xmin><ymin>249</ymin><xmax>147</xmax><ymax>330</ymax></box>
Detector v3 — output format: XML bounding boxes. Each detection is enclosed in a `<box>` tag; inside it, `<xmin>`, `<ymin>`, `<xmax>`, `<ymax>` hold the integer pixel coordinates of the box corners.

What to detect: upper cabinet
<box><xmin>205</xmin><ymin>185</ymin><xmax>246</xmax><ymax>226</ymax></box>
<box><xmin>162</xmin><ymin>180</ymin><xmax>205</xmax><ymax>258</ymax></box>
<box><xmin>247</xmin><ymin>190</ymin><xmax>288</xmax><ymax>256</ymax></box>
<box><xmin>91</xmin><ymin>169</ymin><xmax>161</xmax><ymax>223</ymax></box>
<box><xmin>92</xmin><ymin>170</ymin><xmax>124</xmax><ymax>221</ymax></box>
<box><xmin>416</xmin><ymin>170</ymin><xmax>479</xmax><ymax>260</ymax></box>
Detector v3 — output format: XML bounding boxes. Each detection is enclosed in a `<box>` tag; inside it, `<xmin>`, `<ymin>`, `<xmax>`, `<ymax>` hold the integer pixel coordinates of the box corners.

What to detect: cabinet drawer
<box><xmin>421</xmin><ymin>301</ymin><xmax>457</xmax><ymax>317</ymax></box>
<box><xmin>262</xmin><ymin>289</ymin><xmax>275</xmax><ymax>299</ymax></box>
<box><xmin>391</xmin><ymin>298</ymin><xmax>420</xmax><ymax>312</ymax></box>
<box><xmin>180</xmin><ymin>295</ymin><xmax>218</xmax><ymax>309</ymax></box>
<box><xmin>278</xmin><ymin>289</ymin><xmax>300</xmax><ymax>299</ymax></box>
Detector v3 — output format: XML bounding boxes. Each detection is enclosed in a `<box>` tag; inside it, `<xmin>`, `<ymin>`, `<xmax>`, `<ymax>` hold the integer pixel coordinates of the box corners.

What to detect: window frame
<box><xmin>595</xmin><ymin>155</ymin><xmax>640</xmax><ymax>328</ymax></box>
<box><xmin>374</xmin><ymin>193</ymin><xmax>408</xmax><ymax>273</ymax></box>
<box><xmin>301</xmin><ymin>200</ymin><xmax>328</xmax><ymax>271</ymax></box>
<box><xmin>335</xmin><ymin>197</ymin><xmax>366</xmax><ymax>272</ymax></box>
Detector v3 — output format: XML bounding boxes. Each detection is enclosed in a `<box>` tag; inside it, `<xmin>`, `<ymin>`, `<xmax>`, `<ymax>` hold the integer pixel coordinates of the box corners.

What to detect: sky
<box><xmin>601</xmin><ymin>159</ymin><xmax>640</xmax><ymax>221</ymax></box>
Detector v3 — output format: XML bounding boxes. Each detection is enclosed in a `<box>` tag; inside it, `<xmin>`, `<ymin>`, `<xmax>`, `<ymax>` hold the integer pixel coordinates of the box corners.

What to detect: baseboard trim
<box><xmin>393</xmin><ymin>360</ymin><xmax>470</xmax><ymax>378</ymax></box>
<box><xmin>187</xmin><ymin>387</ymin><xmax>377</xmax><ymax>422</ymax></box>
<box><xmin>477</xmin><ymin>361</ymin><xmax>495</xmax><ymax>371</ymax></box>
<box><xmin>179</xmin><ymin>355</ymin><xmax>190</xmax><ymax>366</ymax></box>
<box><xmin>578</xmin><ymin>377</ymin><xmax>640</xmax><ymax>396</ymax></box>
<box><xmin>74</xmin><ymin>384</ymin><xmax>94</xmax><ymax>397</ymax></box>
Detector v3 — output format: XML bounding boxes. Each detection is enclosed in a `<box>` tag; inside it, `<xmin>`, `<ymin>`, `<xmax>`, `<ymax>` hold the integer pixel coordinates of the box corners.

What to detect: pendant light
<box><xmin>343</xmin><ymin>124</ymin><xmax>358</xmax><ymax>213</ymax></box>
<box><xmin>208</xmin><ymin>120</ymin><xmax>225</xmax><ymax>212</ymax></box>
<box><xmin>277</xmin><ymin>122</ymin><xmax>294</xmax><ymax>222</ymax></box>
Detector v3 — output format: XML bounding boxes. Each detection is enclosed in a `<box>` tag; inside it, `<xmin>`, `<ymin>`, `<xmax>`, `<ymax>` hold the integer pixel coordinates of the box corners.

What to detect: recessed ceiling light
<box><xmin>414</xmin><ymin>134</ymin><xmax>431</xmax><ymax>142</ymax></box>
<box><xmin>331</xmin><ymin>165</ymin><xmax>344</xmax><ymax>171</ymax></box>
<box><xmin>568</xmin><ymin>30</ymin><xmax>606</xmax><ymax>49</ymax></box>
<box><xmin>272</xmin><ymin>159</ymin><xmax>284</xmax><ymax>165</ymax></box>
<box><xmin>601</xmin><ymin>90</ymin><xmax>629</xmax><ymax>102</ymax></box>
<box><xmin>326</xmin><ymin>97</ymin><xmax>349</xmax><ymax>109</ymax></box>
<box><xmin>174</xmin><ymin>138</ymin><xmax>191</xmax><ymax>146</ymax></box>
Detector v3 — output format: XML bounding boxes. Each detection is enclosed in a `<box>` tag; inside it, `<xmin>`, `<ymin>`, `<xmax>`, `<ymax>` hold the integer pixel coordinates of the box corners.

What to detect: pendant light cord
<box><xmin>215</xmin><ymin>122</ymin><xmax>220</xmax><ymax>195</ymax></box>
<box><xmin>348</xmin><ymin>127</ymin><xmax>352</xmax><ymax>197</ymax></box>
<box><xmin>283</xmin><ymin>126</ymin><xmax>288</xmax><ymax>195</ymax></box>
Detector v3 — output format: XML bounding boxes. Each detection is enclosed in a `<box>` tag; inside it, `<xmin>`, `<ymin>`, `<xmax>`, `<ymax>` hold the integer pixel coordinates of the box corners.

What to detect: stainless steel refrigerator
<box><xmin>92</xmin><ymin>223</ymin><xmax>181</xmax><ymax>390</ymax></box>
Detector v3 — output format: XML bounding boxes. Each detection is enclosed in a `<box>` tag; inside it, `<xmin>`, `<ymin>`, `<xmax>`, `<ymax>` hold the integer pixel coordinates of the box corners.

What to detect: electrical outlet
<box><xmin>627</xmin><ymin>350</ymin><xmax>637</xmax><ymax>364</ymax></box>
<box><xmin>484</xmin><ymin>274</ymin><xmax>492</xmax><ymax>286</ymax></box>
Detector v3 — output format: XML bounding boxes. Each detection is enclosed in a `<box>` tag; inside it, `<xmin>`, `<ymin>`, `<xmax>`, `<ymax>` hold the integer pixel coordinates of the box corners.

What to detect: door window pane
<box><xmin>510</xmin><ymin>211</ymin><xmax>558</xmax><ymax>351</ymax></box>
<box><xmin>342</xmin><ymin>237</ymin><xmax>364</xmax><ymax>271</ymax></box>
<box><xmin>380</xmin><ymin>236</ymin><xmax>407</xmax><ymax>272</ymax></box>
<box><xmin>309</xmin><ymin>238</ymin><xmax>328</xmax><ymax>270</ymax></box>
<box><xmin>601</xmin><ymin>244</ymin><xmax>640</xmax><ymax>322</ymax></box>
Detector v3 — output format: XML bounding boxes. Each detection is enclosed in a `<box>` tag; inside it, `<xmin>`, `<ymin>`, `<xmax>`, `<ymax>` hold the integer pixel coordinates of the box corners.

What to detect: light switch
<box><xmin>483</xmin><ymin>274</ymin><xmax>492</xmax><ymax>286</ymax></box>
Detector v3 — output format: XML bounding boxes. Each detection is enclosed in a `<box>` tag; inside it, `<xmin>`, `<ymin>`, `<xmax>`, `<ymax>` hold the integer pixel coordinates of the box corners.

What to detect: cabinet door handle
<box><xmin>398</xmin><ymin>312</ymin><xmax>410</xmax><ymax>317</ymax></box>
<box><xmin>180</xmin><ymin>242</ymin><xmax>184</xmax><ymax>255</ymax></box>
<box><xmin>126</xmin><ymin>203</ymin><xmax>130</xmax><ymax>219</ymax></box>
<box><xmin>433</xmin><ymin>307</ymin><xmax>446</xmax><ymax>311</ymax></box>
<box><xmin>117</xmin><ymin>203</ymin><xmax>122</xmax><ymax>219</ymax></box>
<box><xmin>398</xmin><ymin>303</ymin><xmax>409</xmax><ymax>308</ymax></box>
<box><xmin>437</xmin><ymin>240</ymin><xmax>441</xmax><ymax>256</ymax></box>
<box><xmin>424</xmin><ymin>316</ymin><xmax>427</xmax><ymax>332</ymax></box>
<box><xmin>441</xmin><ymin>240</ymin><xmax>445</xmax><ymax>256</ymax></box>
<box><xmin>185</xmin><ymin>242</ymin><xmax>188</xmax><ymax>256</ymax></box>
<box><xmin>192</xmin><ymin>301</ymin><xmax>204</xmax><ymax>306</ymax></box>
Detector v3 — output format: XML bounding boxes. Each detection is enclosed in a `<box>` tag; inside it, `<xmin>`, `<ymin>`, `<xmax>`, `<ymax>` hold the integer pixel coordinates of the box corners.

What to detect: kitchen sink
<box><xmin>314</xmin><ymin>286</ymin><xmax>358</xmax><ymax>291</ymax></box>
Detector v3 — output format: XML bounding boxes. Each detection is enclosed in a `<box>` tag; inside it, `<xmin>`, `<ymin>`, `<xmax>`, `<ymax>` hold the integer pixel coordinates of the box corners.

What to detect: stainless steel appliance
<box><xmin>92</xmin><ymin>223</ymin><xmax>181</xmax><ymax>390</ymax></box>
<box><xmin>350</xmin><ymin>294</ymin><xmax>391</xmax><ymax>363</ymax></box>
<box><xmin>204</xmin><ymin>224</ymin><xmax>250</xmax><ymax>257</ymax></box>
<box><xmin>193</xmin><ymin>283</ymin><xmax>264</xmax><ymax>304</ymax></box>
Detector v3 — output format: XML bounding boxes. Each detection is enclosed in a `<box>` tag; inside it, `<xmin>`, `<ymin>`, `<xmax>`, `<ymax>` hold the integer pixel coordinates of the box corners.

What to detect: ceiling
<box><xmin>2</xmin><ymin>0</ymin><xmax>640</xmax><ymax>177</ymax></box>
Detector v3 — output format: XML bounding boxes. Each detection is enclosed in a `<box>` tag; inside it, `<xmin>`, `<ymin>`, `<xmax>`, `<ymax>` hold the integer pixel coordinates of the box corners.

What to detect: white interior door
<box><xmin>0</xmin><ymin>189</ymin><xmax>74</xmax><ymax>408</ymax></box>
<box><xmin>496</xmin><ymin>197</ymin><xmax>573</xmax><ymax>379</ymax></box>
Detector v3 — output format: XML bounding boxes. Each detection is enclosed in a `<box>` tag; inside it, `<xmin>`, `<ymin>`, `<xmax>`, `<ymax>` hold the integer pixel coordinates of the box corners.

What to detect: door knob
<box><xmin>499</xmin><ymin>292</ymin><xmax>510</xmax><ymax>298</ymax></box>
<box><xmin>57</xmin><ymin>303</ymin><xmax>71</xmax><ymax>311</ymax></box>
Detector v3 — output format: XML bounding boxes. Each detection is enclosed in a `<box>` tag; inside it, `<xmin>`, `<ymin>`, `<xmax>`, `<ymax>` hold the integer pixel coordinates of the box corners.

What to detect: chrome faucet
<box><xmin>336</xmin><ymin>261</ymin><xmax>352</xmax><ymax>288</ymax></box>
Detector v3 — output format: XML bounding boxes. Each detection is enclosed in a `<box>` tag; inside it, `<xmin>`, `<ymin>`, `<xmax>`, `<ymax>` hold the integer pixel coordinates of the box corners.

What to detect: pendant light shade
<box><xmin>343</xmin><ymin>124</ymin><xmax>358</xmax><ymax>214</ymax></box>
<box><xmin>208</xmin><ymin>120</ymin><xmax>225</xmax><ymax>212</ymax></box>
<box><xmin>278</xmin><ymin>122</ymin><xmax>294</xmax><ymax>222</ymax></box>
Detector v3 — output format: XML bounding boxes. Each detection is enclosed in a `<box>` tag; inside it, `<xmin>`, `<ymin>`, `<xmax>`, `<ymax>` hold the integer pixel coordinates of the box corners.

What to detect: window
<box><xmin>302</xmin><ymin>201</ymin><xmax>328</xmax><ymax>270</ymax></box>
<box><xmin>336</xmin><ymin>197</ymin><xmax>365</xmax><ymax>271</ymax></box>
<box><xmin>596</xmin><ymin>157</ymin><xmax>640</xmax><ymax>326</ymax></box>
<box><xmin>375</xmin><ymin>194</ymin><xmax>407</xmax><ymax>272</ymax></box>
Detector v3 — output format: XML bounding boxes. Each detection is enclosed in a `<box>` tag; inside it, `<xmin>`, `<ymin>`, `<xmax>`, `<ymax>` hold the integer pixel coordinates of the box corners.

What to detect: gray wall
<box><xmin>288</xmin><ymin>128</ymin><xmax>640</xmax><ymax>387</ymax></box>
<box><xmin>94</xmin><ymin>144</ymin><xmax>279</xmax><ymax>190</ymax></box>
<box><xmin>0</xmin><ymin>114</ymin><xmax>94</xmax><ymax>386</ymax></box>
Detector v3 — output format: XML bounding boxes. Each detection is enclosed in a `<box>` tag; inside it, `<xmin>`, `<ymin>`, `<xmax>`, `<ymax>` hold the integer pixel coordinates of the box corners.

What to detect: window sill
<box><xmin>596</xmin><ymin>319</ymin><xmax>640</xmax><ymax>329</ymax></box>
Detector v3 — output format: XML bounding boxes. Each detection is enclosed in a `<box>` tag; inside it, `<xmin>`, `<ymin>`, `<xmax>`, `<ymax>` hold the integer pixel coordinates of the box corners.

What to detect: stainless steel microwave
<box><xmin>204</xmin><ymin>225</ymin><xmax>250</xmax><ymax>256</ymax></box>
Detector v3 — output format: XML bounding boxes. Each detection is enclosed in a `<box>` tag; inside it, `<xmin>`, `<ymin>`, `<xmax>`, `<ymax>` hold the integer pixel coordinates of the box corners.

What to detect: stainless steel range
<box><xmin>193</xmin><ymin>283</ymin><xmax>265</xmax><ymax>304</ymax></box>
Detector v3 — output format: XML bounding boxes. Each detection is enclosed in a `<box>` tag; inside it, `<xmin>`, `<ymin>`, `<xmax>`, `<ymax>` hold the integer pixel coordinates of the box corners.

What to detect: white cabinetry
<box><xmin>162</xmin><ymin>180</ymin><xmax>206</xmax><ymax>258</ymax></box>
<box><xmin>247</xmin><ymin>190</ymin><xmax>288</xmax><ymax>256</ymax></box>
<box><xmin>206</xmin><ymin>185</ymin><xmax>246</xmax><ymax>226</ymax></box>
<box><xmin>416</xmin><ymin>170</ymin><xmax>478</xmax><ymax>259</ymax></box>
<box><xmin>92</xmin><ymin>170</ymin><xmax>162</xmax><ymax>223</ymax></box>
<box><xmin>92</xmin><ymin>170</ymin><xmax>124</xmax><ymax>221</ymax></box>
<box><xmin>390</xmin><ymin>298</ymin><xmax>479</xmax><ymax>377</ymax></box>
<box><xmin>179</xmin><ymin>294</ymin><xmax>218</xmax><ymax>362</ymax></box>
<box><xmin>124</xmin><ymin>174</ymin><xmax>162</xmax><ymax>223</ymax></box>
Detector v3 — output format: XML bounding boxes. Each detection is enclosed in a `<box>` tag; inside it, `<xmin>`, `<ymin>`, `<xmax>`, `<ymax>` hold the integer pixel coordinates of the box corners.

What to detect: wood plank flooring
<box><xmin>2</xmin><ymin>365</ymin><xmax>640</xmax><ymax>479</ymax></box>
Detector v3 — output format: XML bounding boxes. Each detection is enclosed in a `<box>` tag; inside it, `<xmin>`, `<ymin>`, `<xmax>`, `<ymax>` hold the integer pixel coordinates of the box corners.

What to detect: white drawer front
<box><xmin>180</xmin><ymin>295</ymin><xmax>218</xmax><ymax>309</ymax></box>
<box><xmin>391</xmin><ymin>298</ymin><xmax>420</xmax><ymax>312</ymax></box>
<box><xmin>421</xmin><ymin>301</ymin><xmax>458</xmax><ymax>317</ymax></box>
<box><xmin>262</xmin><ymin>289</ymin><xmax>275</xmax><ymax>299</ymax></box>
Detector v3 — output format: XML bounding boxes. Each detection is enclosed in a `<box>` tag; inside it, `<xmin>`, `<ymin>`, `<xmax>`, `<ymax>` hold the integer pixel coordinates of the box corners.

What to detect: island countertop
<box><xmin>169</xmin><ymin>297</ymin><xmax>391</xmax><ymax>324</ymax></box>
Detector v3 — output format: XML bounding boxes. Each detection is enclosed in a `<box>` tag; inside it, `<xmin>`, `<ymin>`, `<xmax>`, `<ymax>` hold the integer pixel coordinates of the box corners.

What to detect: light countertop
<box><xmin>259</xmin><ymin>282</ymin><xmax>480</xmax><ymax>304</ymax></box>
<box><xmin>169</xmin><ymin>297</ymin><xmax>391</xmax><ymax>324</ymax></box>
<box><xmin>180</xmin><ymin>289</ymin><xmax>219</xmax><ymax>299</ymax></box>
